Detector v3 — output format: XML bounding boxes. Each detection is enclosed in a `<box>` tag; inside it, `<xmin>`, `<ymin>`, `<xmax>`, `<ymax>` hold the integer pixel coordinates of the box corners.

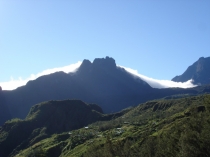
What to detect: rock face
<box><xmin>0</xmin><ymin>57</ymin><xmax>152</xmax><ymax>125</ymax></box>
<box><xmin>172</xmin><ymin>57</ymin><xmax>210</xmax><ymax>85</ymax></box>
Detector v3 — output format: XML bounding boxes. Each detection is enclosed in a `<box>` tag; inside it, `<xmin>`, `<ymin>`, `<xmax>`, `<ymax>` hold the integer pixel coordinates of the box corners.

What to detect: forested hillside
<box><xmin>1</xmin><ymin>94</ymin><xmax>209</xmax><ymax>157</ymax></box>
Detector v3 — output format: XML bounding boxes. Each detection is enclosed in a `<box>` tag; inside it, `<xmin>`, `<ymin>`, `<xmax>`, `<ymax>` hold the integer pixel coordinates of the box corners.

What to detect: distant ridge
<box><xmin>172</xmin><ymin>57</ymin><xmax>210</xmax><ymax>85</ymax></box>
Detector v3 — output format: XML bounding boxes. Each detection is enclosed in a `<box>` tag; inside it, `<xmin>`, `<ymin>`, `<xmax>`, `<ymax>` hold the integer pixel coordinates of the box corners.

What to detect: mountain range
<box><xmin>1</xmin><ymin>56</ymin><xmax>210</xmax><ymax>156</ymax></box>
<box><xmin>0</xmin><ymin>56</ymin><xmax>210</xmax><ymax>126</ymax></box>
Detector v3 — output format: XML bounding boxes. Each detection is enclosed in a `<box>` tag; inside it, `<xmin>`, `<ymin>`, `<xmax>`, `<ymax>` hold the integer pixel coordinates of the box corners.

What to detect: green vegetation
<box><xmin>0</xmin><ymin>99</ymin><xmax>130</xmax><ymax>157</ymax></box>
<box><xmin>1</xmin><ymin>94</ymin><xmax>210</xmax><ymax>157</ymax></box>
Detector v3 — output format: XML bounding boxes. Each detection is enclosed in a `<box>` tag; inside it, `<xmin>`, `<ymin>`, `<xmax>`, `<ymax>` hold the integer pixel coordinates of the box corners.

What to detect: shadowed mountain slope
<box><xmin>0</xmin><ymin>88</ymin><xmax>11</xmax><ymax>127</ymax></box>
<box><xmin>1</xmin><ymin>57</ymin><xmax>151</xmax><ymax>125</ymax></box>
<box><xmin>172</xmin><ymin>57</ymin><xmax>210</xmax><ymax>85</ymax></box>
<box><xmin>1</xmin><ymin>57</ymin><xmax>210</xmax><ymax>126</ymax></box>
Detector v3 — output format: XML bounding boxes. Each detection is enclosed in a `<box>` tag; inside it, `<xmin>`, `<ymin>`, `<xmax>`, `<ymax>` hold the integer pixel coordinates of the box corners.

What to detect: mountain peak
<box><xmin>78</xmin><ymin>56</ymin><xmax>116</xmax><ymax>72</ymax></box>
<box><xmin>92</xmin><ymin>56</ymin><xmax>116</xmax><ymax>69</ymax></box>
<box><xmin>0</xmin><ymin>56</ymin><xmax>153</xmax><ymax>125</ymax></box>
<box><xmin>79</xmin><ymin>59</ymin><xmax>92</xmax><ymax>72</ymax></box>
<box><xmin>199</xmin><ymin>57</ymin><xmax>205</xmax><ymax>60</ymax></box>
<box><xmin>172</xmin><ymin>56</ymin><xmax>210</xmax><ymax>85</ymax></box>
<box><xmin>81</xmin><ymin>59</ymin><xmax>92</xmax><ymax>66</ymax></box>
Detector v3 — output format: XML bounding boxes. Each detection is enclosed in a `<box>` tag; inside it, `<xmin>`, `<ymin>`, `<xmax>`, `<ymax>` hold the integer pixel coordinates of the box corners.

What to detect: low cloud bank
<box><xmin>1</xmin><ymin>62</ymin><xmax>196</xmax><ymax>90</ymax></box>
<box><xmin>118</xmin><ymin>66</ymin><xmax>197</xmax><ymax>89</ymax></box>
<box><xmin>1</xmin><ymin>61</ymin><xmax>82</xmax><ymax>90</ymax></box>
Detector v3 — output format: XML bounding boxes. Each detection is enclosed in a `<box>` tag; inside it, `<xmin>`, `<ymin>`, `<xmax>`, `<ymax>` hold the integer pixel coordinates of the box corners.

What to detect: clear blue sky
<box><xmin>0</xmin><ymin>1</ymin><xmax>210</xmax><ymax>83</ymax></box>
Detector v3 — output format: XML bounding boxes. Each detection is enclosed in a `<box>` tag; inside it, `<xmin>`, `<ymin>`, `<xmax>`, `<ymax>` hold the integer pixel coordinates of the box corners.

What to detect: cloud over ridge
<box><xmin>1</xmin><ymin>62</ymin><xmax>196</xmax><ymax>90</ymax></box>
<box><xmin>1</xmin><ymin>61</ymin><xmax>82</xmax><ymax>90</ymax></box>
<box><xmin>119</xmin><ymin>66</ymin><xmax>196</xmax><ymax>89</ymax></box>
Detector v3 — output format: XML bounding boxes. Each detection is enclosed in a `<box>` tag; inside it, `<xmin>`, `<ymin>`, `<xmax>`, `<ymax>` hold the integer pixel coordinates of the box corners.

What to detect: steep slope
<box><xmin>0</xmin><ymin>87</ymin><xmax>11</xmax><ymax>125</ymax></box>
<box><xmin>12</xmin><ymin>94</ymin><xmax>210</xmax><ymax>157</ymax></box>
<box><xmin>0</xmin><ymin>99</ymin><xmax>128</xmax><ymax>157</ymax></box>
<box><xmin>1</xmin><ymin>57</ymin><xmax>152</xmax><ymax>124</ymax></box>
<box><xmin>172</xmin><ymin>57</ymin><xmax>210</xmax><ymax>85</ymax></box>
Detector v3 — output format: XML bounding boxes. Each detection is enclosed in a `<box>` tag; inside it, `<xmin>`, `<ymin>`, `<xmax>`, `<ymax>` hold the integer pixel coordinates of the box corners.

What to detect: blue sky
<box><xmin>0</xmin><ymin>1</ymin><xmax>210</xmax><ymax>90</ymax></box>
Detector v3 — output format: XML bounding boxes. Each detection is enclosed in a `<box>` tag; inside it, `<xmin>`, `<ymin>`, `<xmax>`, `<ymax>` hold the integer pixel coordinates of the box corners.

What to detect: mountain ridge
<box><xmin>1</xmin><ymin>56</ymin><xmax>210</xmax><ymax>126</ymax></box>
<box><xmin>0</xmin><ymin>57</ymin><xmax>152</xmax><ymax>125</ymax></box>
<box><xmin>172</xmin><ymin>56</ymin><xmax>210</xmax><ymax>85</ymax></box>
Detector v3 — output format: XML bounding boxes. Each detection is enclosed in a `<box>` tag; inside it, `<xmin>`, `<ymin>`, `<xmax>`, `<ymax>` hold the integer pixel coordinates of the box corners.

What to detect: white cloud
<box><xmin>0</xmin><ymin>61</ymin><xmax>196</xmax><ymax>90</ymax></box>
<box><xmin>118</xmin><ymin>66</ymin><xmax>197</xmax><ymax>89</ymax></box>
<box><xmin>1</xmin><ymin>61</ymin><xmax>82</xmax><ymax>90</ymax></box>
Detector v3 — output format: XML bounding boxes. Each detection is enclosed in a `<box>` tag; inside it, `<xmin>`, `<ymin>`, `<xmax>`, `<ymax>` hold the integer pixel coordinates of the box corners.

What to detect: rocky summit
<box><xmin>172</xmin><ymin>57</ymin><xmax>210</xmax><ymax>85</ymax></box>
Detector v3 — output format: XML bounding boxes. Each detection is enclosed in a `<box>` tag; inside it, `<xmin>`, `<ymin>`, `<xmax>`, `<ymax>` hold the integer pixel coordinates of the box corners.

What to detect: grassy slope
<box><xmin>12</xmin><ymin>94</ymin><xmax>210</xmax><ymax>157</ymax></box>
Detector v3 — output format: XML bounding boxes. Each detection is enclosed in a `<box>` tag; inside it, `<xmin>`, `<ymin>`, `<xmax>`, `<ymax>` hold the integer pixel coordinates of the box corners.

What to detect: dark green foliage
<box><xmin>1</xmin><ymin>94</ymin><xmax>210</xmax><ymax>157</ymax></box>
<box><xmin>0</xmin><ymin>99</ymin><xmax>131</xmax><ymax>157</ymax></box>
<box><xmin>0</xmin><ymin>100</ymin><xmax>109</xmax><ymax>157</ymax></box>
<box><xmin>78</xmin><ymin>94</ymin><xmax>210</xmax><ymax>157</ymax></box>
